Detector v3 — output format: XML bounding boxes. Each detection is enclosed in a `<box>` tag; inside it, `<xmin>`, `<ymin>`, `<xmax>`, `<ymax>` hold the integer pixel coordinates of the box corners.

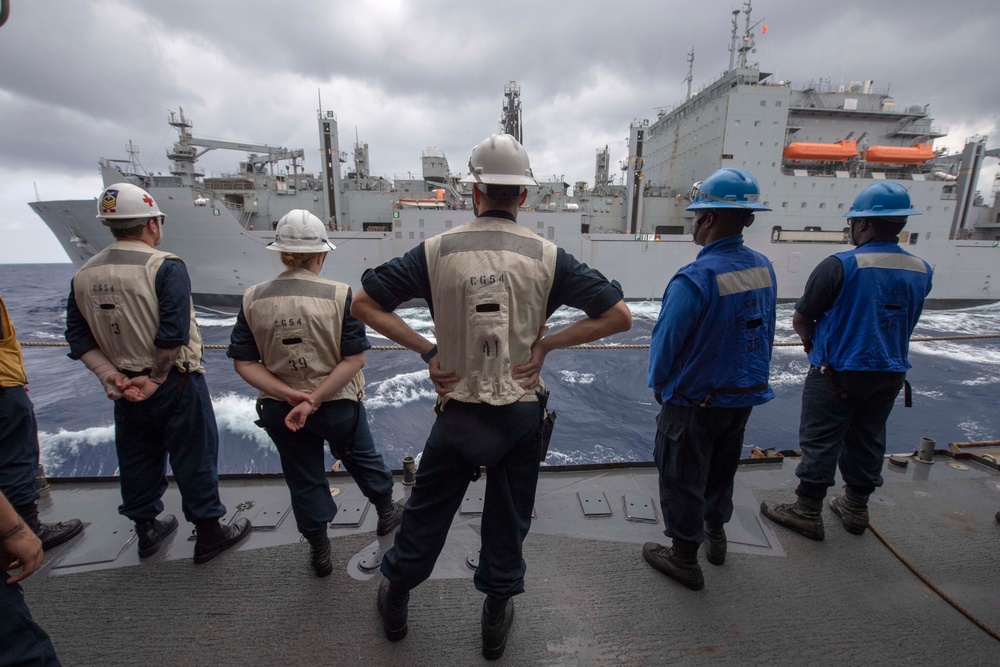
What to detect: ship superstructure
<box><xmin>30</xmin><ymin>2</ymin><xmax>998</xmax><ymax>308</ymax></box>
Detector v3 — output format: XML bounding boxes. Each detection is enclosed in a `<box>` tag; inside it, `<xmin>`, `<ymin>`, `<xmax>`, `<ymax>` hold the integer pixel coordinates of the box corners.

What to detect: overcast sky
<box><xmin>1</xmin><ymin>0</ymin><xmax>997</xmax><ymax>263</ymax></box>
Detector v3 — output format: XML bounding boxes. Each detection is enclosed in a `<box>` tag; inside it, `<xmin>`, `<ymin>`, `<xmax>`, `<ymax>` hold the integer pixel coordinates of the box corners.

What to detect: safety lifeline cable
<box><xmin>868</xmin><ymin>522</ymin><xmax>1000</xmax><ymax>643</ymax></box>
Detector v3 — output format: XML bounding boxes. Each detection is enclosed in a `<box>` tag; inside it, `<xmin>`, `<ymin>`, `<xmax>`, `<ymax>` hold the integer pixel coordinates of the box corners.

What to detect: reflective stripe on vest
<box><xmin>808</xmin><ymin>242</ymin><xmax>932</xmax><ymax>372</ymax></box>
<box><xmin>243</xmin><ymin>269</ymin><xmax>364</xmax><ymax>402</ymax></box>
<box><xmin>669</xmin><ymin>240</ymin><xmax>777</xmax><ymax>408</ymax></box>
<box><xmin>425</xmin><ymin>217</ymin><xmax>557</xmax><ymax>406</ymax></box>
<box><xmin>72</xmin><ymin>241</ymin><xmax>204</xmax><ymax>373</ymax></box>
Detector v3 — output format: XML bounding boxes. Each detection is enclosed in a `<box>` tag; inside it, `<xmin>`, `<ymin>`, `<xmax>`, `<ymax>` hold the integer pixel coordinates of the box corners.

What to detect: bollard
<box><xmin>402</xmin><ymin>456</ymin><xmax>416</xmax><ymax>486</ymax></box>
<box><xmin>915</xmin><ymin>437</ymin><xmax>936</xmax><ymax>463</ymax></box>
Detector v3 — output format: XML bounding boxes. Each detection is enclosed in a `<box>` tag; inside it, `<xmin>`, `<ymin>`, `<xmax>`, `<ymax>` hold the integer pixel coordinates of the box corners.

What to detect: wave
<box><xmin>558</xmin><ymin>370</ymin><xmax>595</xmax><ymax>384</ymax></box>
<box><xmin>211</xmin><ymin>392</ymin><xmax>276</xmax><ymax>449</ymax></box>
<box><xmin>38</xmin><ymin>425</ymin><xmax>116</xmax><ymax>474</ymax></box>
<box><xmin>196</xmin><ymin>315</ymin><xmax>238</xmax><ymax>328</ymax></box>
<box><xmin>909</xmin><ymin>340</ymin><xmax>1000</xmax><ymax>365</ymax></box>
<box><xmin>366</xmin><ymin>370</ymin><xmax>437</xmax><ymax>410</ymax></box>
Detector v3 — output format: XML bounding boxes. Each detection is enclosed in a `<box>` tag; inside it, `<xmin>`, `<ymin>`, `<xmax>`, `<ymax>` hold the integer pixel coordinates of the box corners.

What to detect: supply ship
<box><xmin>29</xmin><ymin>3</ymin><xmax>999</xmax><ymax>308</ymax></box>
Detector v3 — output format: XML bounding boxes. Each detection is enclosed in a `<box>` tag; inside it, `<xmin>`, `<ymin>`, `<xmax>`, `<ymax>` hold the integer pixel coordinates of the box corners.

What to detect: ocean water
<box><xmin>2</xmin><ymin>263</ymin><xmax>999</xmax><ymax>477</ymax></box>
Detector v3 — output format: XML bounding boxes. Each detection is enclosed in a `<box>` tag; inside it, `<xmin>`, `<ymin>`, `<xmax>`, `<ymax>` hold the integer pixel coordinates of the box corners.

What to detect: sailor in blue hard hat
<box><xmin>644</xmin><ymin>167</ymin><xmax>777</xmax><ymax>590</ymax></box>
<box><xmin>761</xmin><ymin>181</ymin><xmax>932</xmax><ymax>540</ymax></box>
<box><xmin>842</xmin><ymin>181</ymin><xmax>922</xmax><ymax>245</ymax></box>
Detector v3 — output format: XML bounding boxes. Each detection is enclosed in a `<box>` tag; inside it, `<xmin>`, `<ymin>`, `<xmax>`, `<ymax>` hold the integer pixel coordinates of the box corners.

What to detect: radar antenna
<box><xmin>728</xmin><ymin>1</ymin><xmax>764</xmax><ymax>70</ymax></box>
<box><xmin>500</xmin><ymin>80</ymin><xmax>522</xmax><ymax>144</ymax></box>
<box><xmin>684</xmin><ymin>47</ymin><xmax>695</xmax><ymax>99</ymax></box>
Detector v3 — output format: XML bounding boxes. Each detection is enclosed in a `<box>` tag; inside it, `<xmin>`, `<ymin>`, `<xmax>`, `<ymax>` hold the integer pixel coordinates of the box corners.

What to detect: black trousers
<box><xmin>653</xmin><ymin>402</ymin><xmax>753</xmax><ymax>546</ymax></box>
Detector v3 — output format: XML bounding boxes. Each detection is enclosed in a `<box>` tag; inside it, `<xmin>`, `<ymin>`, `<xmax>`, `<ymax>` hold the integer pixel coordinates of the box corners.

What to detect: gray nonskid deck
<box><xmin>21</xmin><ymin>457</ymin><xmax>1000</xmax><ymax>665</ymax></box>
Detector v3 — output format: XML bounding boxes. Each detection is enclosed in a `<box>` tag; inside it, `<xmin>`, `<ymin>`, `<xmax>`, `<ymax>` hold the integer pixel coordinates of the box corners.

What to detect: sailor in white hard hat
<box><xmin>65</xmin><ymin>182</ymin><xmax>251</xmax><ymax>564</ymax></box>
<box><xmin>352</xmin><ymin>134</ymin><xmax>632</xmax><ymax>658</ymax></box>
<box><xmin>228</xmin><ymin>209</ymin><xmax>402</xmax><ymax>578</ymax></box>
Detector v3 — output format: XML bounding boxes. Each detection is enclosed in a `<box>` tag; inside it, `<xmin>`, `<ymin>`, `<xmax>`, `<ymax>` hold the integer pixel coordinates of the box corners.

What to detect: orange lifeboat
<box><xmin>782</xmin><ymin>139</ymin><xmax>858</xmax><ymax>162</ymax></box>
<box><xmin>864</xmin><ymin>143</ymin><xmax>935</xmax><ymax>164</ymax></box>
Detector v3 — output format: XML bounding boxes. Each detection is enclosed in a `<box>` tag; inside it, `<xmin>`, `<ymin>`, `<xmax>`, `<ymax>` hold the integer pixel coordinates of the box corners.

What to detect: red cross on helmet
<box><xmin>96</xmin><ymin>182</ymin><xmax>166</xmax><ymax>228</ymax></box>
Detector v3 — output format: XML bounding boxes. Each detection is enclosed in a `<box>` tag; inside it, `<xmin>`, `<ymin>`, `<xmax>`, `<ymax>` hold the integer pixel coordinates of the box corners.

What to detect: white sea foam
<box><xmin>559</xmin><ymin>370</ymin><xmax>595</xmax><ymax>384</ymax></box>
<box><xmin>38</xmin><ymin>393</ymin><xmax>278</xmax><ymax>462</ymax></box>
<box><xmin>917</xmin><ymin>303</ymin><xmax>1000</xmax><ymax>336</ymax></box>
<box><xmin>366</xmin><ymin>371</ymin><xmax>436</xmax><ymax>410</ymax></box>
<box><xmin>957</xmin><ymin>419</ymin><xmax>993</xmax><ymax>441</ymax></box>
<box><xmin>769</xmin><ymin>368</ymin><xmax>807</xmax><ymax>389</ymax></box>
<box><xmin>545</xmin><ymin>442</ymin><xmax>644</xmax><ymax>466</ymax></box>
<box><xmin>910</xmin><ymin>341</ymin><xmax>1000</xmax><ymax>365</ymax></box>
<box><xmin>626</xmin><ymin>301</ymin><xmax>663</xmax><ymax>324</ymax></box>
<box><xmin>196</xmin><ymin>315</ymin><xmax>238</xmax><ymax>328</ymax></box>
<box><xmin>958</xmin><ymin>375</ymin><xmax>1000</xmax><ymax>386</ymax></box>
<box><xmin>212</xmin><ymin>392</ymin><xmax>275</xmax><ymax>449</ymax></box>
<box><xmin>915</xmin><ymin>389</ymin><xmax>944</xmax><ymax>400</ymax></box>
<box><xmin>38</xmin><ymin>425</ymin><xmax>115</xmax><ymax>471</ymax></box>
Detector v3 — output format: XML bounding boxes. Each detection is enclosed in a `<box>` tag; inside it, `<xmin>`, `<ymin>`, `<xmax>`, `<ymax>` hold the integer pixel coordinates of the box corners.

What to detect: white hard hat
<box><xmin>96</xmin><ymin>182</ymin><xmax>166</xmax><ymax>229</ymax></box>
<box><xmin>267</xmin><ymin>210</ymin><xmax>336</xmax><ymax>253</ymax></box>
<box><xmin>460</xmin><ymin>134</ymin><xmax>537</xmax><ymax>191</ymax></box>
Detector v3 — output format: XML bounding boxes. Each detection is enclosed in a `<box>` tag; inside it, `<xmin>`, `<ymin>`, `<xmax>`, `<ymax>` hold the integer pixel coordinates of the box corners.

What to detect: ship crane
<box><xmin>186</xmin><ymin>139</ymin><xmax>305</xmax><ymax>168</ymax></box>
<box><xmin>167</xmin><ymin>108</ymin><xmax>305</xmax><ymax>175</ymax></box>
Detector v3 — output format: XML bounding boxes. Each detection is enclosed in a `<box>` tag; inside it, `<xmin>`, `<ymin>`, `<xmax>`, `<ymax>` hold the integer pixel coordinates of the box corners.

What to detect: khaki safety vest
<box><xmin>425</xmin><ymin>217</ymin><xmax>557</xmax><ymax>405</ymax></box>
<box><xmin>0</xmin><ymin>296</ymin><xmax>28</xmax><ymax>387</ymax></box>
<box><xmin>242</xmin><ymin>269</ymin><xmax>364</xmax><ymax>402</ymax></box>
<box><xmin>72</xmin><ymin>241</ymin><xmax>204</xmax><ymax>373</ymax></box>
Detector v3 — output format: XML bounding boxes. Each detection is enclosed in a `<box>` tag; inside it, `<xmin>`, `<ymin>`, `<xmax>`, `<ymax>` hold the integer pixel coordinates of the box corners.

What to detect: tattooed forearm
<box><xmin>151</xmin><ymin>347</ymin><xmax>181</xmax><ymax>381</ymax></box>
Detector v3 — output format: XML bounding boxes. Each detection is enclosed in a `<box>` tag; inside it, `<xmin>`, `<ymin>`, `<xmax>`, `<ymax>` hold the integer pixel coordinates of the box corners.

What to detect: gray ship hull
<box><xmin>30</xmin><ymin>186</ymin><xmax>998</xmax><ymax>309</ymax></box>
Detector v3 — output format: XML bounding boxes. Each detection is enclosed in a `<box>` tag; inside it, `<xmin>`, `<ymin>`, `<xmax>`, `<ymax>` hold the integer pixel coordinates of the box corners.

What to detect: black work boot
<box><xmin>829</xmin><ymin>489</ymin><xmax>870</xmax><ymax>535</ymax></box>
<box><xmin>193</xmin><ymin>518</ymin><xmax>252</xmax><ymax>564</ymax></box>
<box><xmin>482</xmin><ymin>595</ymin><xmax>515</xmax><ymax>660</ymax></box>
<box><xmin>377</xmin><ymin>578</ymin><xmax>409</xmax><ymax>641</ymax></box>
<box><xmin>375</xmin><ymin>498</ymin><xmax>404</xmax><ymax>536</ymax></box>
<box><xmin>135</xmin><ymin>514</ymin><xmax>178</xmax><ymax>558</ymax></box>
<box><xmin>18</xmin><ymin>503</ymin><xmax>84</xmax><ymax>551</ymax></box>
<box><xmin>704</xmin><ymin>524</ymin><xmax>727</xmax><ymax>566</ymax></box>
<box><xmin>642</xmin><ymin>539</ymin><xmax>704</xmax><ymax>590</ymax></box>
<box><xmin>306</xmin><ymin>532</ymin><xmax>333</xmax><ymax>578</ymax></box>
<box><xmin>760</xmin><ymin>496</ymin><xmax>825</xmax><ymax>541</ymax></box>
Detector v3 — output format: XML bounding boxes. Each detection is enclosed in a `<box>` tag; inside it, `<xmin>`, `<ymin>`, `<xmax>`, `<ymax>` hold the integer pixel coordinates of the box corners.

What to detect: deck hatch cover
<box><xmin>245</xmin><ymin>502</ymin><xmax>291</xmax><ymax>529</ymax></box>
<box><xmin>357</xmin><ymin>545</ymin><xmax>383</xmax><ymax>572</ymax></box>
<box><xmin>623</xmin><ymin>494</ymin><xmax>657</xmax><ymax>523</ymax></box>
<box><xmin>577</xmin><ymin>490</ymin><xmax>612</xmax><ymax>517</ymax></box>
<box><xmin>461</xmin><ymin>490</ymin><xmax>485</xmax><ymax>515</ymax></box>
<box><xmin>467</xmin><ymin>550</ymin><xmax>479</xmax><ymax>570</ymax></box>
<box><xmin>330</xmin><ymin>499</ymin><xmax>370</xmax><ymax>528</ymax></box>
<box><xmin>52</xmin><ymin>519</ymin><xmax>133</xmax><ymax>569</ymax></box>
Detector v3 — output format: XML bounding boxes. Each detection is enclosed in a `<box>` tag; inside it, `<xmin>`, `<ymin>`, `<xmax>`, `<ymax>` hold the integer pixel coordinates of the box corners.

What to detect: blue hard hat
<box><xmin>686</xmin><ymin>168</ymin><xmax>771</xmax><ymax>211</ymax></box>
<box><xmin>844</xmin><ymin>182</ymin><xmax>921</xmax><ymax>218</ymax></box>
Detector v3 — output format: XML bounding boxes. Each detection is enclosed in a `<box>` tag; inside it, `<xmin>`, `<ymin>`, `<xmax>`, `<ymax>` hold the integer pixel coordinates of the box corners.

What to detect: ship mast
<box><xmin>684</xmin><ymin>47</ymin><xmax>695</xmax><ymax>99</ymax></box>
<box><xmin>500</xmin><ymin>80</ymin><xmax>522</xmax><ymax>144</ymax></box>
<box><xmin>728</xmin><ymin>1</ymin><xmax>762</xmax><ymax>70</ymax></box>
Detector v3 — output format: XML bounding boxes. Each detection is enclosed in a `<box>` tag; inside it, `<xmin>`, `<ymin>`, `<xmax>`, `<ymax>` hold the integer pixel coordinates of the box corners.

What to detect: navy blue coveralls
<box><xmin>228</xmin><ymin>290</ymin><xmax>395</xmax><ymax>538</ymax></box>
<box><xmin>647</xmin><ymin>235</ymin><xmax>777</xmax><ymax>547</ymax></box>
<box><xmin>0</xmin><ymin>569</ymin><xmax>61</xmax><ymax>667</ymax></box>
<box><xmin>65</xmin><ymin>260</ymin><xmax>226</xmax><ymax>524</ymax></box>
<box><xmin>794</xmin><ymin>241</ymin><xmax>932</xmax><ymax>500</ymax></box>
<box><xmin>0</xmin><ymin>299</ymin><xmax>41</xmax><ymax>515</ymax></box>
<box><xmin>361</xmin><ymin>213</ymin><xmax>623</xmax><ymax>599</ymax></box>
